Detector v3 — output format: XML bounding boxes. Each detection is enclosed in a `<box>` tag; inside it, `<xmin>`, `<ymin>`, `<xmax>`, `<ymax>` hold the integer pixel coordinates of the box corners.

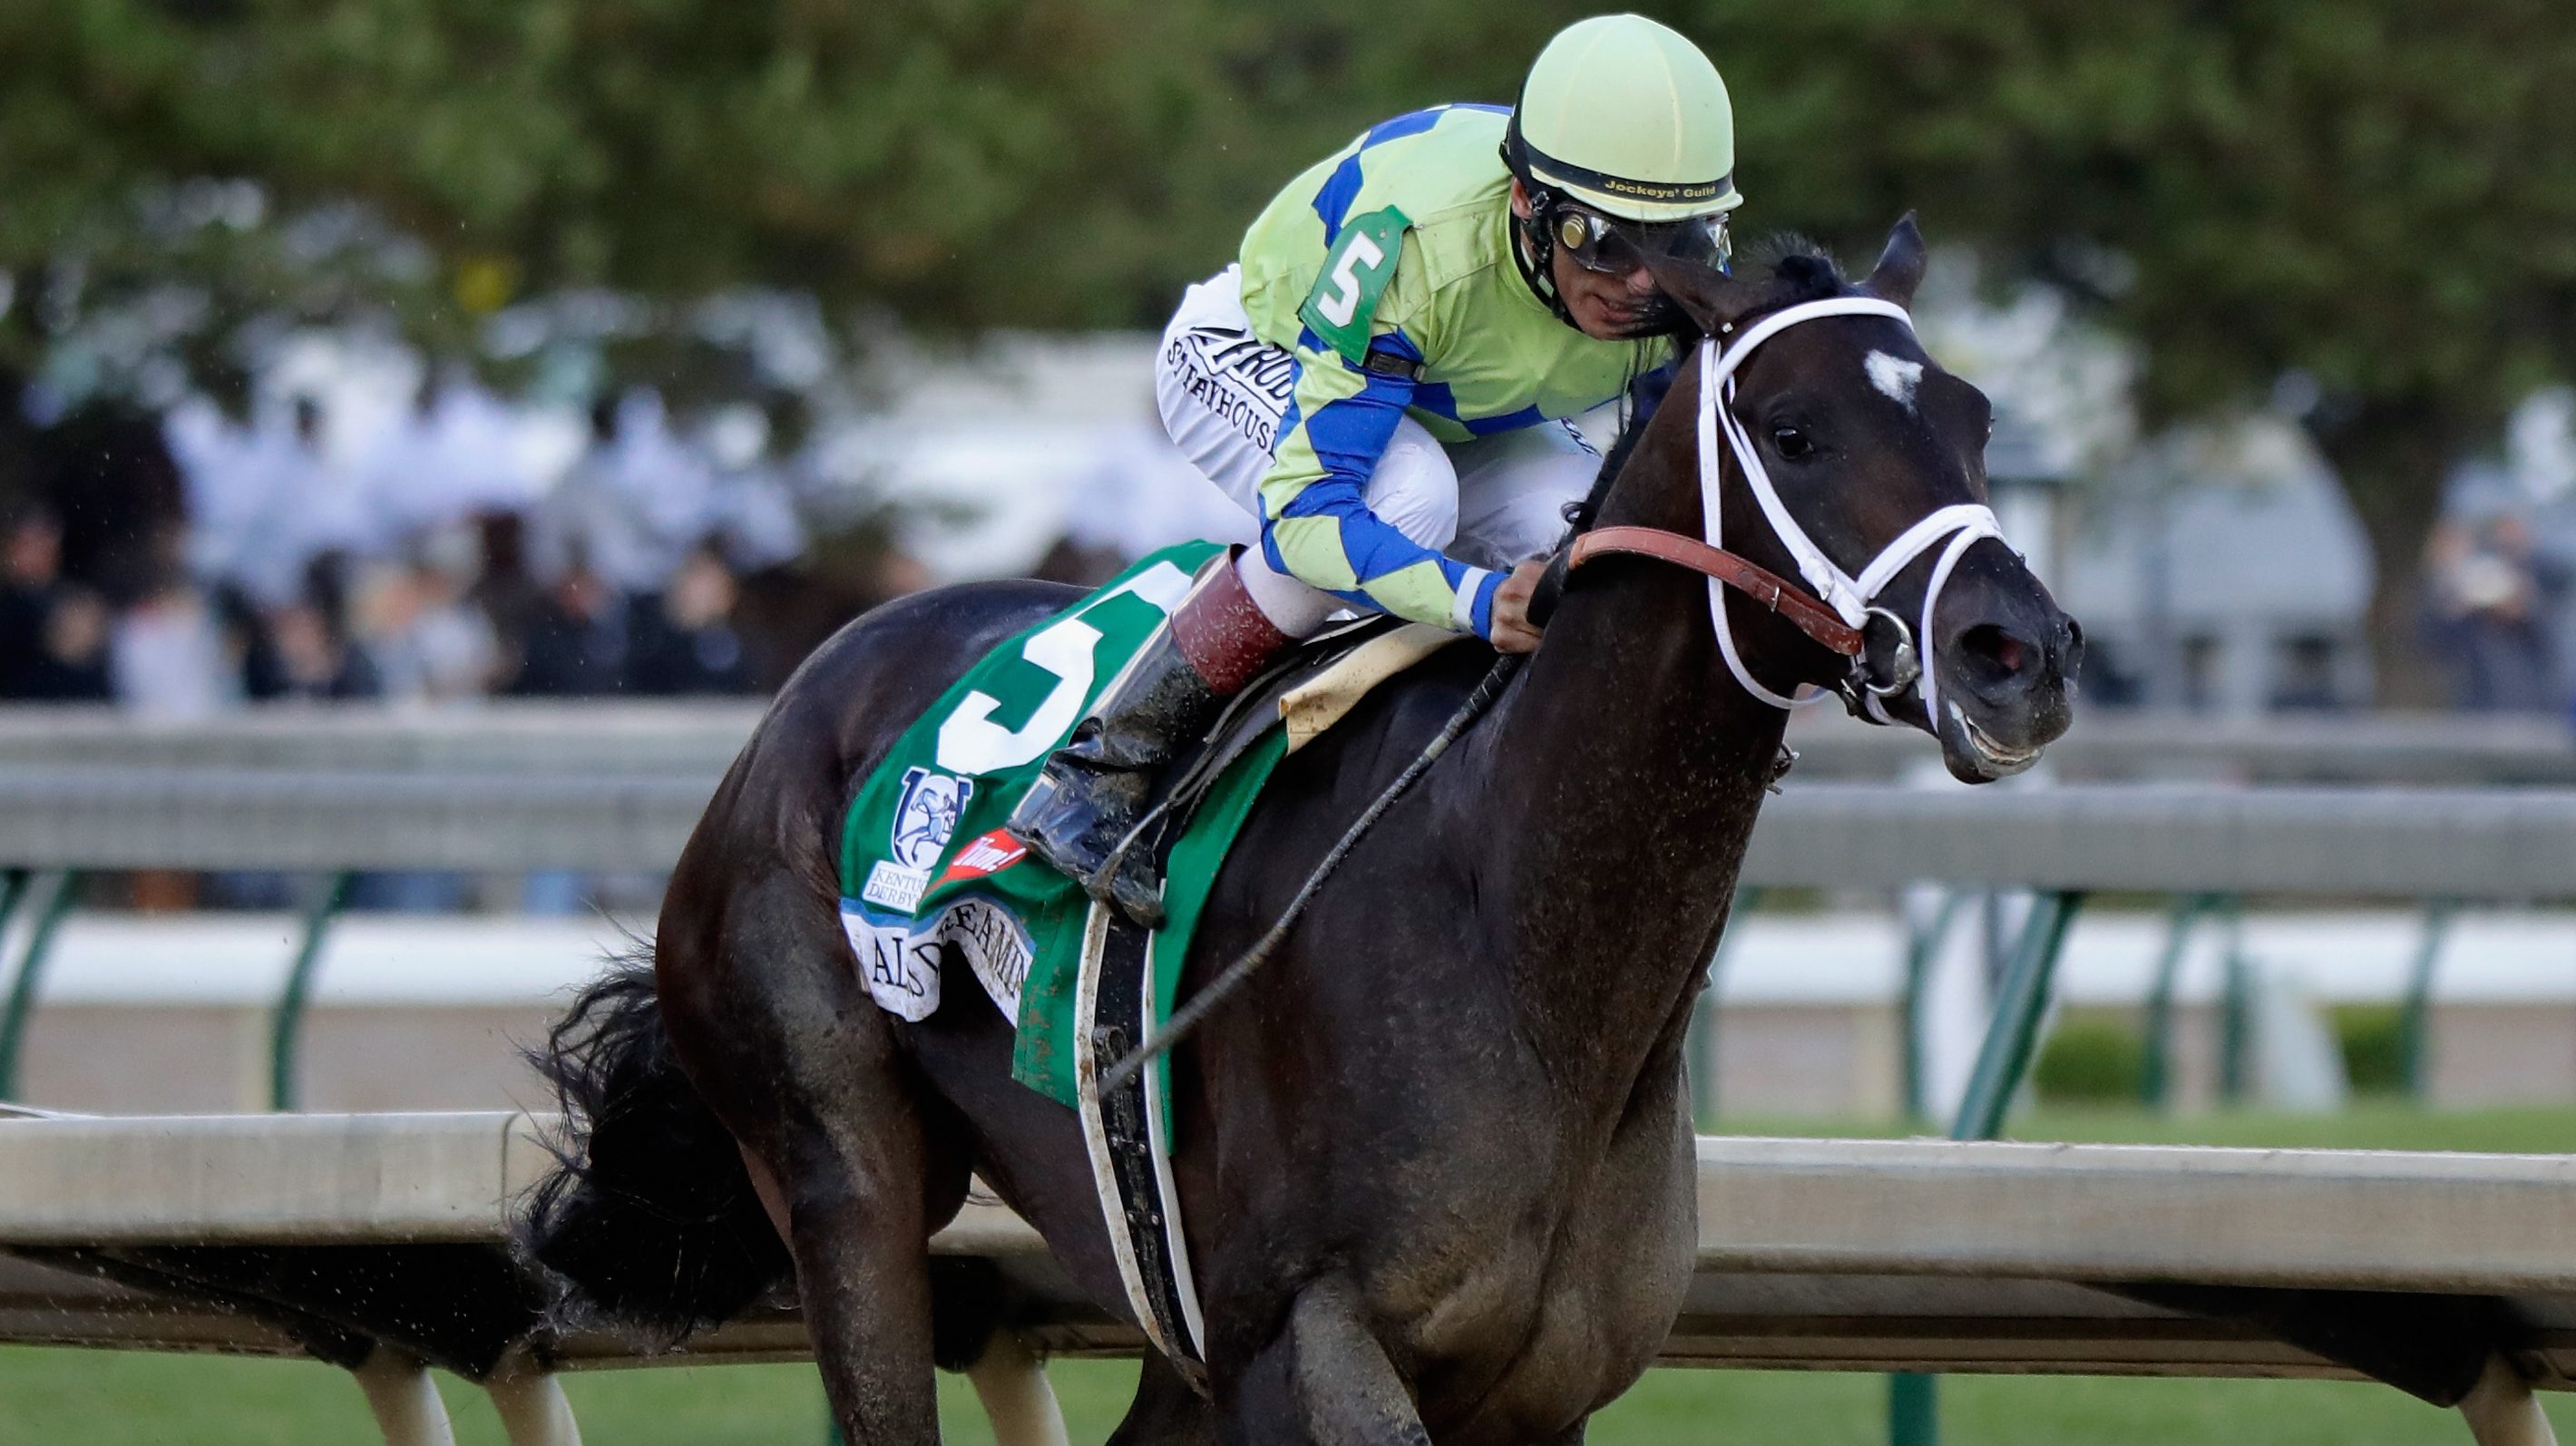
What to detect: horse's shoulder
<box><xmin>1247</xmin><ymin>640</ymin><xmax>1495</xmax><ymax>835</ymax></box>
<box><xmin>1336</xmin><ymin>641</ymin><xmax>1496</xmax><ymax>755</ymax></box>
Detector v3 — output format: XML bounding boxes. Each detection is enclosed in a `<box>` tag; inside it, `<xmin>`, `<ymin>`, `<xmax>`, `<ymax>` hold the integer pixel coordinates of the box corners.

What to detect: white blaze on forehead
<box><xmin>1866</xmin><ymin>350</ymin><xmax>1925</xmax><ymax>411</ymax></box>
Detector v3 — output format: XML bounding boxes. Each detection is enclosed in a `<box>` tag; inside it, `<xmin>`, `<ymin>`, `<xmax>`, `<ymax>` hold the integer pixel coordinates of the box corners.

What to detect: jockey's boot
<box><xmin>1009</xmin><ymin>555</ymin><xmax>1293</xmax><ymax>928</ymax></box>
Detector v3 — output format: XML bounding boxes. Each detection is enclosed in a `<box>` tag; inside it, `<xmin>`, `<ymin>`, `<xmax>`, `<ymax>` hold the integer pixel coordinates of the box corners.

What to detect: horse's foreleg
<box><xmin>1231</xmin><ymin>1277</ymin><xmax>1429</xmax><ymax>1446</ymax></box>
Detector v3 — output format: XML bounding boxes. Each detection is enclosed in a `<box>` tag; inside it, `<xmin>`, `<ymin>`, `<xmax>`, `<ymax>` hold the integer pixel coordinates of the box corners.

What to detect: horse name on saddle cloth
<box><xmin>835</xmin><ymin>542</ymin><xmax>1293</xmax><ymax>1112</ymax></box>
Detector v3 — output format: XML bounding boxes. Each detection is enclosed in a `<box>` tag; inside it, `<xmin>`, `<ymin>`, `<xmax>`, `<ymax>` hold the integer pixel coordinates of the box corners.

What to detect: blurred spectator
<box><xmin>469</xmin><ymin>511</ymin><xmax>545</xmax><ymax>691</ymax></box>
<box><xmin>364</xmin><ymin>371</ymin><xmax>542</xmax><ymax>540</ymax></box>
<box><xmin>174</xmin><ymin>395</ymin><xmax>372</xmax><ymax>610</ymax></box>
<box><xmin>512</xmin><ymin>549</ymin><xmax>628</xmax><ymax>696</ymax></box>
<box><xmin>626</xmin><ymin>542</ymin><xmax>757</xmax><ymax>695</ymax></box>
<box><xmin>20</xmin><ymin>591</ymin><xmax>115</xmax><ymax>701</ymax></box>
<box><xmin>0</xmin><ymin>501</ymin><xmax>113</xmax><ymax>701</ymax></box>
<box><xmin>243</xmin><ymin>555</ymin><xmax>382</xmax><ymax>702</ymax></box>
<box><xmin>356</xmin><ymin>532</ymin><xmax>500</xmax><ymax>704</ymax></box>
<box><xmin>109</xmin><ymin>532</ymin><xmax>232</xmax><ymax>718</ymax></box>
<box><xmin>2425</xmin><ymin>513</ymin><xmax>2569</xmax><ymax>712</ymax></box>
<box><xmin>541</xmin><ymin>390</ymin><xmax>717</xmax><ymax>594</ymax></box>
<box><xmin>1</xmin><ymin>501</ymin><xmax>63</xmax><ymax>672</ymax></box>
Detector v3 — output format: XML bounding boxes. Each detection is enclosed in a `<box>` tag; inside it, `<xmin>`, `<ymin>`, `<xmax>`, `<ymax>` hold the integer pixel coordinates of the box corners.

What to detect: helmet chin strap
<box><xmin>1507</xmin><ymin>181</ymin><xmax>1576</xmax><ymax>324</ymax></box>
<box><xmin>1692</xmin><ymin>298</ymin><xmax>2014</xmax><ymax>727</ymax></box>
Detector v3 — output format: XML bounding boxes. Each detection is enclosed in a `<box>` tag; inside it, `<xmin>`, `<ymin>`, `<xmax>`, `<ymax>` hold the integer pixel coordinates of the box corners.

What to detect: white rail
<box><xmin>1</xmin><ymin>1115</ymin><xmax>2569</xmax><ymax>1406</ymax></box>
<box><xmin>3</xmin><ymin>704</ymin><xmax>2569</xmax><ymax>782</ymax></box>
<box><xmin>4</xmin><ymin>767</ymin><xmax>2575</xmax><ymax>899</ymax></box>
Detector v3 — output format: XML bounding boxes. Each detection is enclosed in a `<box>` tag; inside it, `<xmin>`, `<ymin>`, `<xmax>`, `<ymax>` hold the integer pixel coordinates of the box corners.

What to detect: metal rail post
<box><xmin>1898</xmin><ymin>890</ymin><xmax>1966</xmax><ymax>1124</ymax></box>
<box><xmin>2140</xmin><ymin>893</ymin><xmax>2225</xmax><ymax>1110</ymax></box>
<box><xmin>1686</xmin><ymin>887</ymin><xmax>1761</xmax><ymax>1124</ymax></box>
<box><xmin>1949</xmin><ymin>892</ymin><xmax>2087</xmax><ymax>1141</ymax></box>
<box><xmin>2398</xmin><ymin>898</ymin><xmax>2458</xmax><ymax>1101</ymax></box>
<box><xmin>484</xmin><ymin>1361</ymin><xmax>585</xmax><ymax>1446</ymax></box>
<box><xmin>2217</xmin><ymin>903</ymin><xmax>2251</xmax><ymax>1107</ymax></box>
<box><xmin>0</xmin><ymin>871</ymin><xmax>28</xmax><ymax>969</ymax></box>
<box><xmin>270</xmin><ymin>871</ymin><xmax>356</xmax><ymax>1112</ymax></box>
<box><xmin>352</xmin><ymin>1349</ymin><xmax>458</xmax><ymax>1446</ymax></box>
<box><xmin>1888</xmin><ymin>890</ymin><xmax>2088</xmax><ymax>1446</ymax></box>
<box><xmin>0</xmin><ymin>871</ymin><xmax>79</xmax><ymax>1101</ymax></box>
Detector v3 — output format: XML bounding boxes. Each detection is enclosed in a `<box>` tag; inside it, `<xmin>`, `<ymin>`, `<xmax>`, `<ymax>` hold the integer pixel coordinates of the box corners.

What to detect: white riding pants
<box><xmin>1153</xmin><ymin>265</ymin><xmax>1599</xmax><ymax>635</ymax></box>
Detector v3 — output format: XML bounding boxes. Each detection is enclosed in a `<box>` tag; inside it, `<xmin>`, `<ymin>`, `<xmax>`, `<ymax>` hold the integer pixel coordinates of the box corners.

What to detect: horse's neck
<box><xmin>1465</xmin><ymin>482</ymin><xmax>1794</xmax><ymax>1109</ymax></box>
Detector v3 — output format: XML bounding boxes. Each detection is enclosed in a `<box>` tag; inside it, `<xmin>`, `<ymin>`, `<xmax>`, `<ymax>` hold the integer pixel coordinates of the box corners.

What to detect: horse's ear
<box><xmin>1644</xmin><ymin>255</ymin><xmax>1764</xmax><ymax>338</ymax></box>
<box><xmin>1863</xmin><ymin>213</ymin><xmax>1927</xmax><ymax>308</ymax></box>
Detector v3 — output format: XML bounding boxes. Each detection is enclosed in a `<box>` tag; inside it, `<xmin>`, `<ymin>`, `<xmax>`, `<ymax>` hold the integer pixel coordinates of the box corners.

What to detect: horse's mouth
<box><xmin>1948</xmin><ymin>700</ymin><xmax>2043</xmax><ymax>779</ymax></box>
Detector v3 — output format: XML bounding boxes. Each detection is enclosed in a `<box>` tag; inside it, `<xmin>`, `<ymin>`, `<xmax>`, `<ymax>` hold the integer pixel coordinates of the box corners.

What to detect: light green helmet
<box><xmin>1506</xmin><ymin>15</ymin><xmax>1742</xmax><ymax>224</ymax></box>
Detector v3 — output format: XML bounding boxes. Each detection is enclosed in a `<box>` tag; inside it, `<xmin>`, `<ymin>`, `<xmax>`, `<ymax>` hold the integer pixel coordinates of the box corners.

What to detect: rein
<box><xmin>1569</xmin><ymin>526</ymin><xmax>1861</xmax><ymax>656</ymax></box>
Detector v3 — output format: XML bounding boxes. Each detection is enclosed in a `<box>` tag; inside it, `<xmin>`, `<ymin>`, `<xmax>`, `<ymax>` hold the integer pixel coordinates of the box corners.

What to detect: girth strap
<box><xmin>1568</xmin><ymin>525</ymin><xmax>1863</xmax><ymax>657</ymax></box>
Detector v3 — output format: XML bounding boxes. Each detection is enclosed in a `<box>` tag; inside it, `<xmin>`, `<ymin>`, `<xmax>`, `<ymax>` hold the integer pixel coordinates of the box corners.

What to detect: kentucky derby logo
<box><xmin>890</xmin><ymin>767</ymin><xmax>975</xmax><ymax>872</ymax></box>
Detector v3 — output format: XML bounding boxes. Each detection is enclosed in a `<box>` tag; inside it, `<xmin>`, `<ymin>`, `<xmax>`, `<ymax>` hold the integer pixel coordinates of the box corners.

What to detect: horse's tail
<box><xmin>517</xmin><ymin>946</ymin><xmax>790</xmax><ymax>1342</ymax></box>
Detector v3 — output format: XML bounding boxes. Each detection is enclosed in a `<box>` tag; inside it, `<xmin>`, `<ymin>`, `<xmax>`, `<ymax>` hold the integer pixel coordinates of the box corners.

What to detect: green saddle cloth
<box><xmin>834</xmin><ymin>542</ymin><xmax>1289</xmax><ymax>1109</ymax></box>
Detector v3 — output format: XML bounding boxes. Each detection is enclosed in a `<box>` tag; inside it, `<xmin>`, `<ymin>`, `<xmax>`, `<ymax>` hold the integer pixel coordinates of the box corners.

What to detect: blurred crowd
<box><xmin>2423</xmin><ymin>509</ymin><xmax>2572</xmax><ymax>714</ymax></box>
<box><xmin>0</xmin><ymin>380</ymin><xmax>834</xmax><ymax>715</ymax></box>
<box><xmin>11</xmin><ymin>357</ymin><xmax>2576</xmax><ymax>723</ymax></box>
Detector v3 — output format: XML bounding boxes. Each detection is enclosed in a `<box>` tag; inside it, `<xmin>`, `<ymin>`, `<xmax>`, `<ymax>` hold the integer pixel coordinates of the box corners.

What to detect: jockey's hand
<box><xmin>1489</xmin><ymin>558</ymin><xmax>1551</xmax><ymax>654</ymax></box>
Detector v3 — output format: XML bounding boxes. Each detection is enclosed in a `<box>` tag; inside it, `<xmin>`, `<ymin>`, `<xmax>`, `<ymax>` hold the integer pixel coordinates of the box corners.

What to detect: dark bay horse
<box><xmin>524</xmin><ymin>219</ymin><xmax>2079</xmax><ymax>1444</ymax></box>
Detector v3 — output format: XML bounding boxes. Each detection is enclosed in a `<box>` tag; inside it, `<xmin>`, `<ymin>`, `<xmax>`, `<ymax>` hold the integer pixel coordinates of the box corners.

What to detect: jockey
<box><xmin>1012</xmin><ymin>14</ymin><xmax>1742</xmax><ymax>923</ymax></box>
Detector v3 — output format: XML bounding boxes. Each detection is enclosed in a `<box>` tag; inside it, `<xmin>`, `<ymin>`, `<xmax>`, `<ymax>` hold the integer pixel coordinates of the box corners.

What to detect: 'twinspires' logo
<box><xmin>937</xmin><ymin>829</ymin><xmax>1029</xmax><ymax>889</ymax></box>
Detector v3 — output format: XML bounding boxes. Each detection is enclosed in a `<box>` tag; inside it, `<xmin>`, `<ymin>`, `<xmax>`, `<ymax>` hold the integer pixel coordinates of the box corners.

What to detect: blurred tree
<box><xmin>1682</xmin><ymin>0</ymin><xmax>2576</xmax><ymax>702</ymax></box>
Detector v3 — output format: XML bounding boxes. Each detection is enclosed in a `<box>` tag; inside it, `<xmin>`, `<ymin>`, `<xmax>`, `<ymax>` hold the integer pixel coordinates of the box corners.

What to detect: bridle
<box><xmin>1569</xmin><ymin>296</ymin><xmax>2012</xmax><ymax>728</ymax></box>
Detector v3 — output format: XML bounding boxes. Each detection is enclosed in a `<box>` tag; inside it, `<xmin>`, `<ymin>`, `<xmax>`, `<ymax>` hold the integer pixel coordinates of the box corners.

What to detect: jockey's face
<box><xmin>1552</xmin><ymin>242</ymin><xmax>1661</xmax><ymax>340</ymax></box>
<box><xmin>1510</xmin><ymin>181</ymin><xmax>1668</xmax><ymax>341</ymax></box>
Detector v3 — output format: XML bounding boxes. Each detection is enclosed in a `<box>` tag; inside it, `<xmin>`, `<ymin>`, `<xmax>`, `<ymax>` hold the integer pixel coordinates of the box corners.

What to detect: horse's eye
<box><xmin>1771</xmin><ymin>425</ymin><xmax>1814</xmax><ymax>460</ymax></box>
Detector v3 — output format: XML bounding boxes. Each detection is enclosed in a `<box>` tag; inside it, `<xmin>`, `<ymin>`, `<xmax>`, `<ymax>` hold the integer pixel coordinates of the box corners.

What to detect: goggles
<box><xmin>1551</xmin><ymin>205</ymin><xmax>1732</xmax><ymax>277</ymax></box>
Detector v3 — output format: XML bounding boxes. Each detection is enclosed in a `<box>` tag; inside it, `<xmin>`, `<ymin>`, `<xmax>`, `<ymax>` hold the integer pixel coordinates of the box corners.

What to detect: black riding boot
<box><xmin>1010</xmin><ymin>555</ymin><xmax>1293</xmax><ymax>927</ymax></box>
<box><xmin>1008</xmin><ymin>626</ymin><xmax>1223</xmax><ymax>927</ymax></box>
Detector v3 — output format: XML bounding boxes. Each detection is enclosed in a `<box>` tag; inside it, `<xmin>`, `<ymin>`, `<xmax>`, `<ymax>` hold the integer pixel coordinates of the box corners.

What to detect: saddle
<box><xmin>1115</xmin><ymin>613</ymin><xmax>1466</xmax><ymax>893</ymax></box>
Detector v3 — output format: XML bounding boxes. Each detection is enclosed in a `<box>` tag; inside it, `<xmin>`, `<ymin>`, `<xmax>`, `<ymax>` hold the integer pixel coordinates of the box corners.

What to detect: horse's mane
<box><xmin>1571</xmin><ymin>237</ymin><xmax>1851</xmax><ymax>523</ymax></box>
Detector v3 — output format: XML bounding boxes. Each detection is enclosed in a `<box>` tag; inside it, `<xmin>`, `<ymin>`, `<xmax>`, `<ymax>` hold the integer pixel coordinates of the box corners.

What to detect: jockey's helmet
<box><xmin>1504</xmin><ymin>15</ymin><xmax>1740</xmax><ymax>304</ymax></box>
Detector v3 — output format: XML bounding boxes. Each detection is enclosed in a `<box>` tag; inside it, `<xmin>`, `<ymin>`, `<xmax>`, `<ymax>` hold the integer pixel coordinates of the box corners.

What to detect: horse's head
<box><xmin>1617</xmin><ymin>217</ymin><xmax>2080</xmax><ymax>782</ymax></box>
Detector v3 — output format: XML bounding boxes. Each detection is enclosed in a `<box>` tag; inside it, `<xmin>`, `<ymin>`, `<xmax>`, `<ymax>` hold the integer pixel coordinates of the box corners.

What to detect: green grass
<box><xmin>8</xmin><ymin>1349</ymin><xmax>2572</xmax><ymax>1445</ymax></box>
<box><xmin>1709</xmin><ymin>1102</ymin><xmax>2576</xmax><ymax>1153</ymax></box>
<box><xmin>5</xmin><ymin>1107</ymin><xmax>2569</xmax><ymax>1444</ymax></box>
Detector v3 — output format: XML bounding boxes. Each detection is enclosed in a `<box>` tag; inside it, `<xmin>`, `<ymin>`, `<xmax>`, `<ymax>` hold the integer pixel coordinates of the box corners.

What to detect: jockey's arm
<box><xmin>1254</xmin><ymin>328</ymin><xmax>1506</xmax><ymax>640</ymax></box>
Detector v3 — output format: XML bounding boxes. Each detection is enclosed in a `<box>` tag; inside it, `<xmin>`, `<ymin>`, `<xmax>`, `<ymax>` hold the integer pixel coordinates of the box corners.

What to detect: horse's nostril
<box><xmin>1961</xmin><ymin>622</ymin><xmax>2030</xmax><ymax>679</ymax></box>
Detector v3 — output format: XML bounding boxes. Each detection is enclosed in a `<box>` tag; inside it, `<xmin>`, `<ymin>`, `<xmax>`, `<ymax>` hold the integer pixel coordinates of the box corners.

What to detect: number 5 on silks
<box><xmin>934</xmin><ymin>562</ymin><xmax>1196</xmax><ymax>776</ymax></box>
<box><xmin>1300</xmin><ymin>206</ymin><xmax>1411</xmax><ymax>364</ymax></box>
